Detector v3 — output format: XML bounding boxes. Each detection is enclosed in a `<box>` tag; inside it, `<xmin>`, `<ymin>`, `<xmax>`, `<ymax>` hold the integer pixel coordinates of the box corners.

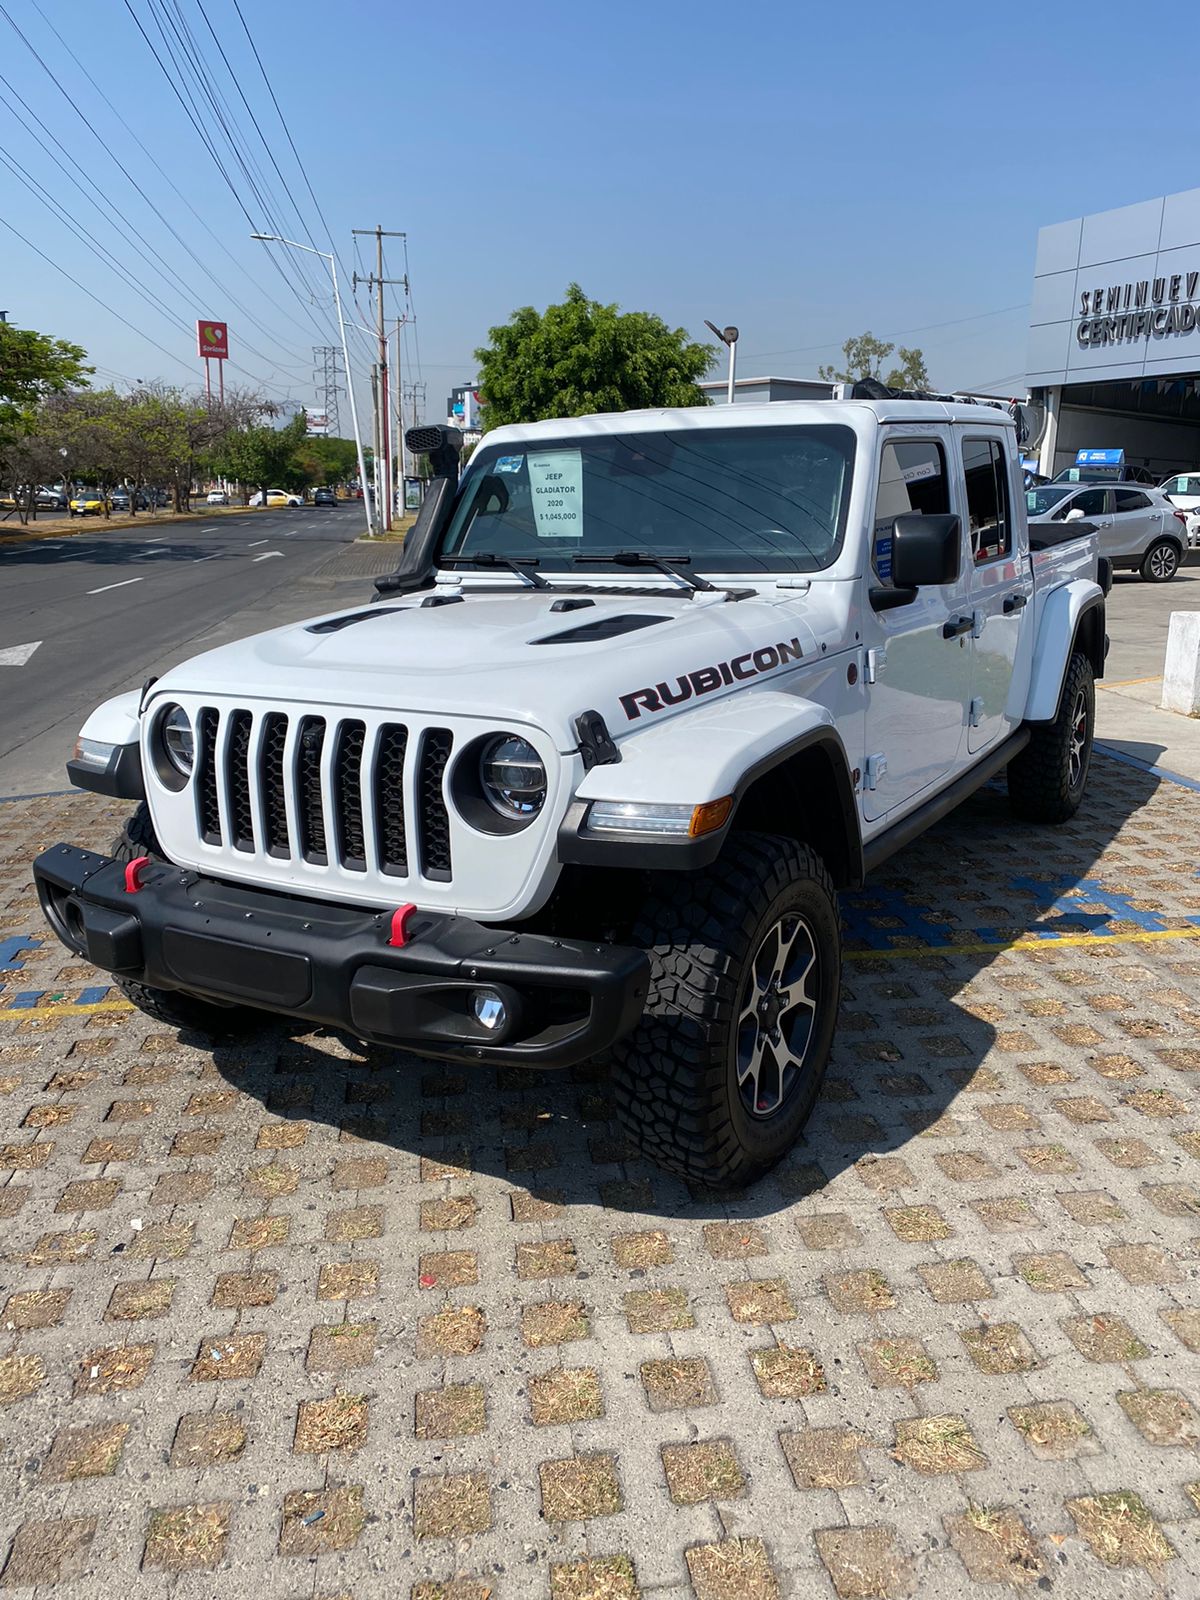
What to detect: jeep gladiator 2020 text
<box><xmin>35</xmin><ymin>395</ymin><xmax>1107</xmax><ymax>1186</ymax></box>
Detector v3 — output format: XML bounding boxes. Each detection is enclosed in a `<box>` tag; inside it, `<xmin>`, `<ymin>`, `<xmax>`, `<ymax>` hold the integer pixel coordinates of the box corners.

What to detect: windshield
<box><xmin>1026</xmin><ymin>485</ymin><xmax>1072</xmax><ymax>516</ymax></box>
<box><xmin>1161</xmin><ymin>474</ymin><xmax>1200</xmax><ymax>495</ymax></box>
<box><xmin>438</xmin><ymin>425</ymin><xmax>857</xmax><ymax>574</ymax></box>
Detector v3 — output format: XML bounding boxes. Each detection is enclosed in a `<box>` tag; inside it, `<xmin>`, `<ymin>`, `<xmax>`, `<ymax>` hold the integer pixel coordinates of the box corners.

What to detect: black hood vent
<box><xmin>307</xmin><ymin>606</ymin><xmax>406</xmax><ymax>634</ymax></box>
<box><xmin>531</xmin><ymin>613</ymin><xmax>671</xmax><ymax>645</ymax></box>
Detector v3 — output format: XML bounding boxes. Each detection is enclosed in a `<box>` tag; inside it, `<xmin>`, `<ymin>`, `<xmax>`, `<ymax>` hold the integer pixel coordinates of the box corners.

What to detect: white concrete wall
<box><xmin>1028</xmin><ymin>187</ymin><xmax>1200</xmax><ymax>387</ymax></box>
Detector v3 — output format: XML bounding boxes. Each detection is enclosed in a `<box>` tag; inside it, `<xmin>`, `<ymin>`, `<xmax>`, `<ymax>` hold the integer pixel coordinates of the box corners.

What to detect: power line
<box><xmin>120</xmin><ymin>0</ymin><xmax>338</xmax><ymax>355</ymax></box>
<box><xmin>0</xmin><ymin>213</ymin><xmax>198</xmax><ymax>376</ymax></box>
<box><xmin>22</xmin><ymin>0</ymin><xmax>320</xmax><ymax>360</ymax></box>
<box><xmin>0</xmin><ymin>73</ymin><xmax>310</xmax><ymax>384</ymax></box>
<box><xmin>740</xmin><ymin>303</ymin><xmax>1031</xmax><ymax>364</ymax></box>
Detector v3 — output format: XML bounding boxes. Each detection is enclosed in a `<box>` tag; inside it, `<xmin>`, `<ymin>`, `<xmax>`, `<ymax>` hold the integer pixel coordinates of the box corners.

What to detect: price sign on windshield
<box><xmin>527</xmin><ymin>451</ymin><xmax>583</xmax><ymax>538</ymax></box>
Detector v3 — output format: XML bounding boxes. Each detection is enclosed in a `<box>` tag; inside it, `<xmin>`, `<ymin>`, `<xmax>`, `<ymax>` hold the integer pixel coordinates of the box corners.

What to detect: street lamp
<box><xmin>704</xmin><ymin>320</ymin><xmax>739</xmax><ymax>405</ymax></box>
<box><xmin>250</xmin><ymin>233</ymin><xmax>373</xmax><ymax>535</ymax></box>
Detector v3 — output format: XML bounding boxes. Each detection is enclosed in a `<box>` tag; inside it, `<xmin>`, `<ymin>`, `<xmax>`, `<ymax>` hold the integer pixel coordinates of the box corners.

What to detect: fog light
<box><xmin>472</xmin><ymin>989</ymin><xmax>507</xmax><ymax>1031</ymax></box>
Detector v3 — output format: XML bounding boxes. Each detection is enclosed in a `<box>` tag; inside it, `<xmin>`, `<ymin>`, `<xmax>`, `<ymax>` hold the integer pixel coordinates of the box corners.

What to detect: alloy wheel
<box><xmin>1068</xmin><ymin>688</ymin><xmax>1089</xmax><ymax>789</ymax></box>
<box><xmin>735</xmin><ymin>912</ymin><xmax>820</xmax><ymax>1118</ymax></box>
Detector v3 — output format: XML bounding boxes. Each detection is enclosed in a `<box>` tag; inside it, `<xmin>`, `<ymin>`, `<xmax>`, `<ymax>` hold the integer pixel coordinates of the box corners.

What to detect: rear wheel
<box><xmin>110</xmin><ymin>804</ymin><xmax>262</xmax><ymax>1035</ymax></box>
<box><xmin>1140</xmin><ymin>539</ymin><xmax>1180</xmax><ymax>582</ymax></box>
<box><xmin>1007</xmin><ymin>651</ymin><xmax>1094</xmax><ymax>823</ymax></box>
<box><xmin>611</xmin><ymin>833</ymin><xmax>840</xmax><ymax>1188</ymax></box>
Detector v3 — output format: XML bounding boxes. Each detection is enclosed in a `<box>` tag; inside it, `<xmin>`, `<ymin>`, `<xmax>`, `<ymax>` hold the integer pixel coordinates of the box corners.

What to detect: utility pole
<box><xmin>352</xmin><ymin>226</ymin><xmax>406</xmax><ymax>531</ymax></box>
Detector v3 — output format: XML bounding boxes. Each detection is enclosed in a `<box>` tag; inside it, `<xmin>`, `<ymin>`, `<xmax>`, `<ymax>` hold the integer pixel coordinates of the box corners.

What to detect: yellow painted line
<box><xmin>0</xmin><ymin>999</ymin><xmax>133</xmax><ymax>1021</ymax></box>
<box><xmin>2</xmin><ymin>925</ymin><xmax>1199</xmax><ymax>1018</ymax></box>
<box><xmin>1101</xmin><ymin>675</ymin><xmax>1163</xmax><ymax>687</ymax></box>
<box><xmin>846</xmin><ymin>926</ymin><xmax>1200</xmax><ymax>962</ymax></box>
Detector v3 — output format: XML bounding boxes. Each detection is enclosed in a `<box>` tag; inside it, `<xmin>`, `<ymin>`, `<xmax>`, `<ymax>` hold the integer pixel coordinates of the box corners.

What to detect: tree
<box><xmin>210</xmin><ymin>412</ymin><xmax>307</xmax><ymax>502</ymax></box>
<box><xmin>0</xmin><ymin>322</ymin><xmax>90</xmax><ymax>447</ymax></box>
<box><xmin>818</xmin><ymin>331</ymin><xmax>930</xmax><ymax>390</ymax></box>
<box><xmin>474</xmin><ymin>283</ymin><xmax>713</xmax><ymax>429</ymax></box>
<box><xmin>291</xmin><ymin>434</ymin><xmax>358</xmax><ymax>487</ymax></box>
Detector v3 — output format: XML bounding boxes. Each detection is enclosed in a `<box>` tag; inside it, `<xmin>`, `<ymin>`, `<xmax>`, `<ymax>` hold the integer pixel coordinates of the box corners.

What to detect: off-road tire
<box><xmin>110</xmin><ymin>803</ymin><xmax>261</xmax><ymax>1035</ymax></box>
<box><xmin>1007</xmin><ymin>650</ymin><xmax>1094</xmax><ymax>823</ymax></box>
<box><xmin>610</xmin><ymin>832</ymin><xmax>841</xmax><ymax>1188</ymax></box>
<box><xmin>1139</xmin><ymin>539</ymin><xmax>1180</xmax><ymax>583</ymax></box>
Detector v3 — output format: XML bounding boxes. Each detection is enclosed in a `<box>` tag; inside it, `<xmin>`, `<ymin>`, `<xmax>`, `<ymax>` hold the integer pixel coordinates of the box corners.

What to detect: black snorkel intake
<box><xmin>375</xmin><ymin>425</ymin><xmax>464</xmax><ymax>597</ymax></box>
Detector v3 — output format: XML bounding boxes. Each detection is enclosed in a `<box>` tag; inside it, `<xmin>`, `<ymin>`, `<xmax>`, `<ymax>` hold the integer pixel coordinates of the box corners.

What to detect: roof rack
<box><xmin>832</xmin><ymin>378</ymin><xmax>1012</xmax><ymax>412</ymax></box>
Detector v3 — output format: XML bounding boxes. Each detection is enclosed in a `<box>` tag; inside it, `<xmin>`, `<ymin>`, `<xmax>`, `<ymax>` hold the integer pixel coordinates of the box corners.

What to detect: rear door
<box><xmin>1109</xmin><ymin>488</ymin><xmax>1165</xmax><ymax>560</ymax></box>
<box><xmin>861</xmin><ymin>430</ymin><xmax>972</xmax><ymax>822</ymax></box>
<box><xmin>963</xmin><ymin>434</ymin><xmax>1031</xmax><ymax>754</ymax></box>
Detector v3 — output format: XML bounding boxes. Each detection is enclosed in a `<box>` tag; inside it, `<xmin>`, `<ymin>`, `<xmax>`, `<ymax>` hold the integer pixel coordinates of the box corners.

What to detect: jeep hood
<box><xmin>152</xmin><ymin>586</ymin><xmax>847</xmax><ymax>748</ymax></box>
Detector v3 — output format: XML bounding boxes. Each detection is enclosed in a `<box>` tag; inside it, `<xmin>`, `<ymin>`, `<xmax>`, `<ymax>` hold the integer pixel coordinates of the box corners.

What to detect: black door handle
<box><xmin>942</xmin><ymin>615</ymin><xmax>972</xmax><ymax>638</ymax></box>
<box><xmin>1003</xmin><ymin>593</ymin><xmax>1028</xmax><ymax>614</ymax></box>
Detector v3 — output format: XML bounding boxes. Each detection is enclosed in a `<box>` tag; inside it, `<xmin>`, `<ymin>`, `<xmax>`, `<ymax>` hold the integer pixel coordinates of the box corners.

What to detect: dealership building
<box><xmin>1028</xmin><ymin>184</ymin><xmax>1200</xmax><ymax>478</ymax></box>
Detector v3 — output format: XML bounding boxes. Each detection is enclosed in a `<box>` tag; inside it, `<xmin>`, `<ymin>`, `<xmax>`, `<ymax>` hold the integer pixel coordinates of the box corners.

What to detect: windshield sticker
<box><xmin>494</xmin><ymin>455</ymin><xmax>523</xmax><ymax>474</ymax></box>
<box><xmin>528</xmin><ymin>450</ymin><xmax>583</xmax><ymax>538</ymax></box>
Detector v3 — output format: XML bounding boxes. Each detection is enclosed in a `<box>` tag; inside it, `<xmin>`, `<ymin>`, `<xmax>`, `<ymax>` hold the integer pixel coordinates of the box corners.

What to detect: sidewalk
<box><xmin>1096</xmin><ymin>673</ymin><xmax>1200</xmax><ymax>784</ymax></box>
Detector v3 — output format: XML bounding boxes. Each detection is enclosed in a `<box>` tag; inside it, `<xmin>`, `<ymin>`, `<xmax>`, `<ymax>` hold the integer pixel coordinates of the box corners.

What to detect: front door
<box><xmin>1109</xmin><ymin>486</ymin><xmax>1168</xmax><ymax>562</ymax></box>
<box><xmin>861</xmin><ymin>432</ymin><xmax>972</xmax><ymax>823</ymax></box>
<box><xmin>964</xmin><ymin>435</ymin><xmax>1032</xmax><ymax>753</ymax></box>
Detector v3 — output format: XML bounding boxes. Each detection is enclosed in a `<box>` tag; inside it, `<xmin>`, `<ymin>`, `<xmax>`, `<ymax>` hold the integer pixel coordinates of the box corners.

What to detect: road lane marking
<box><xmin>253</xmin><ymin>551</ymin><xmax>283</xmax><ymax>561</ymax></box>
<box><xmin>87</xmin><ymin>577</ymin><xmax>144</xmax><ymax>594</ymax></box>
<box><xmin>0</xmin><ymin>641</ymin><xmax>41</xmax><ymax>666</ymax></box>
<box><xmin>248</xmin><ymin>539</ymin><xmax>267</xmax><ymax>547</ymax></box>
<box><xmin>193</xmin><ymin>553</ymin><xmax>220</xmax><ymax>563</ymax></box>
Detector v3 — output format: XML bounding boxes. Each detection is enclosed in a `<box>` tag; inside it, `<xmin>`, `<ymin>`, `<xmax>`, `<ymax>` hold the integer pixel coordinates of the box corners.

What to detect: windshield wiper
<box><xmin>572</xmin><ymin>551</ymin><xmax>716</xmax><ymax>592</ymax></box>
<box><xmin>439</xmin><ymin>552</ymin><xmax>549</xmax><ymax>589</ymax></box>
<box><xmin>572</xmin><ymin>551</ymin><xmax>754</xmax><ymax>600</ymax></box>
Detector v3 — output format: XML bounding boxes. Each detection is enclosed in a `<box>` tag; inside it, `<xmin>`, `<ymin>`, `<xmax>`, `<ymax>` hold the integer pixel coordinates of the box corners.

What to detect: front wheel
<box><xmin>1140</xmin><ymin>539</ymin><xmax>1180</xmax><ymax>582</ymax></box>
<box><xmin>1007</xmin><ymin>651</ymin><xmax>1094</xmax><ymax>823</ymax></box>
<box><xmin>611</xmin><ymin>833</ymin><xmax>841</xmax><ymax>1188</ymax></box>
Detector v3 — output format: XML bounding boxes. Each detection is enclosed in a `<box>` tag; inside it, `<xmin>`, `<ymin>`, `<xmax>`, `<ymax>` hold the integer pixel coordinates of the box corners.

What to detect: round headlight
<box><xmin>479</xmin><ymin>734</ymin><xmax>546</xmax><ymax>818</ymax></box>
<box><xmin>161</xmin><ymin>705</ymin><xmax>194</xmax><ymax>776</ymax></box>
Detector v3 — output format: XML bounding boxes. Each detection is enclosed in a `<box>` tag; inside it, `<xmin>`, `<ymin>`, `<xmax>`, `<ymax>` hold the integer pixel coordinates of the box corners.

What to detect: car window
<box><xmin>871</xmin><ymin>438</ymin><xmax>950</xmax><ymax>586</ymax></box>
<box><xmin>961</xmin><ymin>437</ymin><xmax>1011</xmax><ymax>563</ymax></box>
<box><xmin>1026</xmin><ymin>485</ymin><xmax>1071</xmax><ymax>516</ymax></box>
<box><xmin>1113</xmin><ymin>489</ymin><xmax>1151</xmax><ymax>512</ymax></box>
<box><xmin>1053</xmin><ymin>488</ymin><xmax>1107</xmax><ymax>519</ymax></box>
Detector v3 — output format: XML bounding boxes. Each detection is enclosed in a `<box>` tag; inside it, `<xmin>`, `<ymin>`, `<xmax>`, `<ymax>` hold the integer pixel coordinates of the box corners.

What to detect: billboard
<box><xmin>196</xmin><ymin>320</ymin><xmax>229</xmax><ymax>360</ymax></box>
<box><xmin>306</xmin><ymin>409</ymin><xmax>330</xmax><ymax>436</ymax></box>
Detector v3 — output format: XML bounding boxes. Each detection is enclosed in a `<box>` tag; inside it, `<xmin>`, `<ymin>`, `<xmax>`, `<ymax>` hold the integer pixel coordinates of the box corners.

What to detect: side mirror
<box><xmin>890</xmin><ymin>513</ymin><xmax>961</xmax><ymax>587</ymax></box>
<box><xmin>1064</xmin><ymin>507</ymin><xmax>1085</xmax><ymax>522</ymax></box>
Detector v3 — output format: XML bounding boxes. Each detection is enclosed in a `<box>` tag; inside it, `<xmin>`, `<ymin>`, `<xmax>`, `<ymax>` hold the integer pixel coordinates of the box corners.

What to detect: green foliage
<box><xmin>292</xmin><ymin>433</ymin><xmax>359</xmax><ymax>486</ymax></box>
<box><xmin>0</xmin><ymin>321</ymin><xmax>91</xmax><ymax>447</ymax></box>
<box><xmin>818</xmin><ymin>331</ymin><xmax>930</xmax><ymax>390</ymax></box>
<box><xmin>474</xmin><ymin>283</ymin><xmax>714</xmax><ymax>429</ymax></box>
<box><xmin>211</xmin><ymin>411</ymin><xmax>307</xmax><ymax>495</ymax></box>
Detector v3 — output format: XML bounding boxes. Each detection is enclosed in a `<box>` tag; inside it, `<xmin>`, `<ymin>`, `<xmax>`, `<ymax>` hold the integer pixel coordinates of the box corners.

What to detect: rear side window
<box><xmin>1113</xmin><ymin>489</ymin><xmax>1151</xmax><ymax>511</ymax></box>
<box><xmin>962</xmin><ymin>438</ymin><xmax>1011</xmax><ymax>563</ymax></box>
<box><xmin>872</xmin><ymin>439</ymin><xmax>949</xmax><ymax>585</ymax></box>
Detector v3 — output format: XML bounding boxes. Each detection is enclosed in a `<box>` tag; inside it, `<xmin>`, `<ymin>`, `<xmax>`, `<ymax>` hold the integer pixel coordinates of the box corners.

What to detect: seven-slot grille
<box><xmin>194</xmin><ymin>706</ymin><xmax>454</xmax><ymax>882</ymax></box>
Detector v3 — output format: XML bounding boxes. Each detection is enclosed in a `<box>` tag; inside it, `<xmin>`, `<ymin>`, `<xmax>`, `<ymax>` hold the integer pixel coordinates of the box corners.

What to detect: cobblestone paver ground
<box><xmin>1</xmin><ymin>756</ymin><xmax>1198</xmax><ymax>1597</ymax></box>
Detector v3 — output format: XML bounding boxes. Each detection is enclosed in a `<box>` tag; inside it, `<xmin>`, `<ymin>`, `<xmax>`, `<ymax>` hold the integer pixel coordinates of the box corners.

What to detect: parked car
<box><xmin>1157</xmin><ymin>472</ymin><xmax>1200</xmax><ymax>515</ymax></box>
<box><xmin>68</xmin><ymin>488</ymin><xmax>104</xmax><ymax>516</ymax></box>
<box><xmin>1027</xmin><ymin>482</ymin><xmax>1187</xmax><ymax>581</ymax></box>
<box><xmin>1185</xmin><ymin>509</ymin><xmax>1200</xmax><ymax>552</ymax></box>
<box><xmin>313</xmin><ymin>487</ymin><xmax>337</xmax><ymax>507</ymax></box>
<box><xmin>109</xmin><ymin>489</ymin><xmax>152</xmax><ymax>512</ymax></box>
<box><xmin>37</xmin><ymin>398</ymin><xmax>1107</xmax><ymax>1187</ymax></box>
<box><xmin>36</xmin><ymin>486</ymin><xmax>68</xmax><ymax>510</ymax></box>
<box><xmin>206</xmin><ymin>489</ymin><xmax>229</xmax><ymax>506</ymax></box>
<box><xmin>249</xmin><ymin>489</ymin><xmax>303</xmax><ymax>507</ymax></box>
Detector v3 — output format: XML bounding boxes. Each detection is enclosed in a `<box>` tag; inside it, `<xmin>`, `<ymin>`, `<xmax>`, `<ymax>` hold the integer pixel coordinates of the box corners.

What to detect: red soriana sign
<box><xmin>196</xmin><ymin>320</ymin><xmax>229</xmax><ymax>360</ymax></box>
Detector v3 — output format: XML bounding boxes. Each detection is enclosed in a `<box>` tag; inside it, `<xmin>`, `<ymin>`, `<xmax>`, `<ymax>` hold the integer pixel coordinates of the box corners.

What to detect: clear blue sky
<box><xmin>0</xmin><ymin>0</ymin><xmax>1190</xmax><ymax>421</ymax></box>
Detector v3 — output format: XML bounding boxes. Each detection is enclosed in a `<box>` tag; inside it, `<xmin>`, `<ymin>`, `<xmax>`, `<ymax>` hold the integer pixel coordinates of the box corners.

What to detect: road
<box><xmin>0</xmin><ymin>503</ymin><xmax>364</xmax><ymax>795</ymax></box>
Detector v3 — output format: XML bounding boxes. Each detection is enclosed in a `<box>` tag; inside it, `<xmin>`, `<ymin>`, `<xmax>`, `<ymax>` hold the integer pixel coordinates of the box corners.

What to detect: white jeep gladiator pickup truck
<box><xmin>34</xmin><ymin>391</ymin><xmax>1108</xmax><ymax>1186</ymax></box>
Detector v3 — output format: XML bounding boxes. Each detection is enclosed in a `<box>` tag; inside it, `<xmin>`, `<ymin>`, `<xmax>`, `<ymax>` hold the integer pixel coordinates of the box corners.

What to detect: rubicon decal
<box><xmin>620</xmin><ymin>638</ymin><xmax>803</xmax><ymax>721</ymax></box>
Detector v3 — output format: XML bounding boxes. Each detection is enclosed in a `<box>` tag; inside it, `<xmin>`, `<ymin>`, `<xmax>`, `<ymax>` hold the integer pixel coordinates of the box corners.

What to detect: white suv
<box><xmin>1028</xmin><ymin>481</ymin><xmax>1187</xmax><ymax>581</ymax></box>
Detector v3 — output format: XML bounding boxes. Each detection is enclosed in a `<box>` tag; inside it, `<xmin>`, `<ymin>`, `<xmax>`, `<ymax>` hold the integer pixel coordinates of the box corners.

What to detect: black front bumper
<box><xmin>33</xmin><ymin>844</ymin><xmax>649</xmax><ymax>1069</ymax></box>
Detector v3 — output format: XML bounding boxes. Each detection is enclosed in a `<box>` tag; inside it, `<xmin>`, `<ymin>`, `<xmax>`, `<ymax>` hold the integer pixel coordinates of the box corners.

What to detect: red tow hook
<box><xmin>123</xmin><ymin>855</ymin><xmax>151</xmax><ymax>894</ymax></box>
<box><xmin>387</xmin><ymin>903</ymin><xmax>417</xmax><ymax>948</ymax></box>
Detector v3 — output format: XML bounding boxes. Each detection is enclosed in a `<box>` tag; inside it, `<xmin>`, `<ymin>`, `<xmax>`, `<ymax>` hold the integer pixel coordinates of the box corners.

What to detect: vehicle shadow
<box><xmin>204</xmin><ymin>751</ymin><xmax>1165</xmax><ymax>1222</ymax></box>
<box><xmin>0</xmin><ymin>537</ymin><xmax>229</xmax><ymax>569</ymax></box>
